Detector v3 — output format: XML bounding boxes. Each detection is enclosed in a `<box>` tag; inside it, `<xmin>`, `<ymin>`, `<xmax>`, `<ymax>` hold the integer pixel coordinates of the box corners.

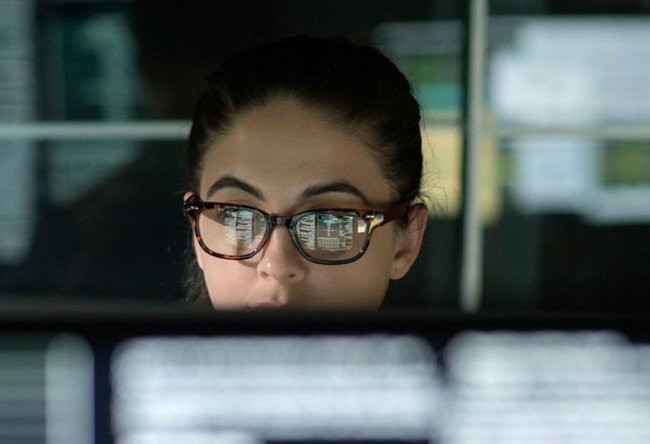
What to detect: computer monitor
<box><xmin>2</xmin><ymin>300</ymin><xmax>649</xmax><ymax>444</ymax></box>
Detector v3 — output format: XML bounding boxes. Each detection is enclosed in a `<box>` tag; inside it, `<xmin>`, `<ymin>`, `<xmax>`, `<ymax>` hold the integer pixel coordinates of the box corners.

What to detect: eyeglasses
<box><xmin>183</xmin><ymin>192</ymin><xmax>413</xmax><ymax>265</ymax></box>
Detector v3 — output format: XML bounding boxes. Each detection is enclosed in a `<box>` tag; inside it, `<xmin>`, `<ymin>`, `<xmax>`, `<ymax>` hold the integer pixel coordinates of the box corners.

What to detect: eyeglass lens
<box><xmin>198</xmin><ymin>207</ymin><xmax>369</xmax><ymax>261</ymax></box>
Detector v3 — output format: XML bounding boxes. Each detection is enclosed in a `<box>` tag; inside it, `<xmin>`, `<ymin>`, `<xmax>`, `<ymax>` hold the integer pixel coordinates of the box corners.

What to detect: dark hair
<box><xmin>184</xmin><ymin>34</ymin><xmax>423</xmax><ymax>303</ymax></box>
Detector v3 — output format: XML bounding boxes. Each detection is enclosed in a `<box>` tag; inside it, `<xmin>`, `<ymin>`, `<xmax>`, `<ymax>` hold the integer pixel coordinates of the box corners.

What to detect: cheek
<box><xmin>314</xmin><ymin>240</ymin><xmax>396</xmax><ymax>308</ymax></box>
<box><xmin>322</xmin><ymin>265</ymin><xmax>389</xmax><ymax>309</ymax></box>
<box><xmin>199</xmin><ymin>254</ymin><xmax>253</xmax><ymax>309</ymax></box>
<box><xmin>363</xmin><ymin>227</ymin><xmax>399</xmax><ymax>270</ymax></box>
<box><xmin>352</xmin><ymin>230</ymin><xmax>400</xmax><ymax>300</ymax></box>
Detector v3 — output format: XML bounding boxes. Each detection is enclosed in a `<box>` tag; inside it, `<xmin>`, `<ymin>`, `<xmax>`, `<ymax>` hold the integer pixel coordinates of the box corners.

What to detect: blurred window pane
<box><xmin>484</xmin><ymin>11</ymin><xmax>650</xmax><ymax>311</ymax></box>
<box><xmin>0</xmin><ymin>0</ymin><xmax>463</xmax><ymax>309</ymax></box>
<box><xmin>3</xmin><ymin>0</ymin><xmax>648</xmax><ymax>313</ymax></box>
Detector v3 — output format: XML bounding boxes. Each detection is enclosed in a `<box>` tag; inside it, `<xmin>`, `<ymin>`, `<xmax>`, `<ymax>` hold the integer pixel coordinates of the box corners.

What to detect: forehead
<box><xmin>198</xmin><ymin>97</ymin><xmax>393</xmax><ymax>204</ymax></box>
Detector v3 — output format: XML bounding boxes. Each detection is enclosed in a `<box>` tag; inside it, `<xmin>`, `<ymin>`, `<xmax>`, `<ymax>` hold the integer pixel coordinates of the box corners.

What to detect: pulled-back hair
<box><xmin>184</xmin><ymin>34</ymin><xmax>424</xmax><ymax>303</ymax></box>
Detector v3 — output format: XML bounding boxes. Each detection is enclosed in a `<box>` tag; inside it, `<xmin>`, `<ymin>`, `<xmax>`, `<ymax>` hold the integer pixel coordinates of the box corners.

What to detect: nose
<box><xmin>256</xmin><ymin>227</ymin><xmax>307</xmax><ymax>284</ymax></box>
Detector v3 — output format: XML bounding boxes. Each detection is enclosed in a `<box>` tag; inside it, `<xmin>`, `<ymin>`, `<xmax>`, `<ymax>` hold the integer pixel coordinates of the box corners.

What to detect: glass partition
<box><xmin>0</xmin><ymin>0</ymin><xmax>463</xmax><ymax>308</ymax></box>
<box><xmin>483</xmin><ymin>6</ymin><xmax>650</xmax><ymax>311</ymax></box>
<box><xmin>1</xmin><ymin>0</ymin><xmax>648</xmax><ymax>312</ymax></box>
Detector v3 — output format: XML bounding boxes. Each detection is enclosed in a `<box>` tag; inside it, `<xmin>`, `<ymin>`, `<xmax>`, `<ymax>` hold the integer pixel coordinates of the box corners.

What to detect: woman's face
<box><xmin>191</xmin><ymin>96</ymin><xmax>425</xmax><ymax>310</ymax></box>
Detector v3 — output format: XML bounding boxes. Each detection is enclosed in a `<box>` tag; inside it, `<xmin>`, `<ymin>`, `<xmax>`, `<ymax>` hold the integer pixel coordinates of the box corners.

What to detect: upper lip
<box><xmin>247</xmin><ymin>301</ymin><xmax>287</xmax><ymax>310</ymax></box>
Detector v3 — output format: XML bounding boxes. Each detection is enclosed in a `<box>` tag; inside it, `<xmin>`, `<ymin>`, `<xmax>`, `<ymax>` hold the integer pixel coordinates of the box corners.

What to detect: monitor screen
<box><xmin>1</xmin><ymin>302</ymin><xmax>649</xmax><ymax>444</ymax></box>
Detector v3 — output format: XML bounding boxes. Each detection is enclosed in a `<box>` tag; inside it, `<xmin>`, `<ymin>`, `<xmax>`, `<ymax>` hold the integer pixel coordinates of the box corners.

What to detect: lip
<box><xmin>247</xmin><ymin>301</ymin><xmax>286</xmax><ymax>310</ymax></box>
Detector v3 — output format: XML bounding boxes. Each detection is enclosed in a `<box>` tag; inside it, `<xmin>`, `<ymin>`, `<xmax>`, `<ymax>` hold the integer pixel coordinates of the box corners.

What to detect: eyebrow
<box><xmin>301</xmin><ymin>181</ymin><xmax>371</xmax><ymax>206</ymax></box>
<box><xmin>207</xmin><ymin>175</ymin><xmax>265</xmax><ymax>200</ymax></box>
<box><xmin>207</xmin><ymin>176</ymin><xmax>370</xmax><ymax>206</ymax></box>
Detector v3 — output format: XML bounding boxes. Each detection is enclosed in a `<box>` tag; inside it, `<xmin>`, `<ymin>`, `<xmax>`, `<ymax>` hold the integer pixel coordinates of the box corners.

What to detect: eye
<box><xmin>222</xmin><ymin>207</ymin><xmax>263</xmax><ymax>234</ymax></box>
<box><xmin>295</xmin><ymin>211</ymin><xmax>360</xmax><ymax>253</ymax></box>
<box><xmin>200</xmin><ymin>206</ymin><xmax>267</xmax><ymax>254</ymax></box>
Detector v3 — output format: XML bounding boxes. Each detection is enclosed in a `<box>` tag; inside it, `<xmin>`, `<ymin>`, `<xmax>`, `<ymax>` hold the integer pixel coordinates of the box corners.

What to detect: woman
<box><xmin>183</xmin><ymin>35</ymin><xmax>428</xmax><ymax>309</ymax></box>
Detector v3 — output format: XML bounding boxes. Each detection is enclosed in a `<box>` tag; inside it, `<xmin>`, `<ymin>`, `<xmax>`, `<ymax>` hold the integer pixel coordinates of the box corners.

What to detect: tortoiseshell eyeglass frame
<box><xmin>183</xmin><ymin>192</ymin><xmax>416</xmax><ymax>265</ymax></box>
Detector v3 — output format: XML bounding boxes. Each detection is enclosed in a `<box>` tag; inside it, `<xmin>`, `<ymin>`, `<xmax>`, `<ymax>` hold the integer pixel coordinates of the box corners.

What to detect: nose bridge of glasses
<box><xmin>269</xmin><ymin>214</ymin><xmax>293</xmax><ymax>228</ymax></box>
<box><xmin>264</xmin><ymin>214</ymin><xmax>304</xmax><ymax>258</ymax></box>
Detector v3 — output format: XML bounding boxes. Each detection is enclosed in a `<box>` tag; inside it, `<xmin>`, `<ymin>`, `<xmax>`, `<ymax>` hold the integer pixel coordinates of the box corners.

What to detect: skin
<box><xmin>189</xmin><ymin>96</ymin><xmax>427</xmax><ymax>310</ymax></box>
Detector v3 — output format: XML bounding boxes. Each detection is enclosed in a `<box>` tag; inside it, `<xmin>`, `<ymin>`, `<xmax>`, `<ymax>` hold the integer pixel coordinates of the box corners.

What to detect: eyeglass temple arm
<box><xmin>379</xmin><ymin>197</ymin><xmax>416</xmax><ymax>224</ymax></box>
<box><xmin>383</xmin><ymin>189</ymin><xmax>421</xmax><ymax>222</ymax></box>
<box><xmin>183</xmin><ymin>192</ymin><xmax>203</xmax><ymax>215</ymax></box>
